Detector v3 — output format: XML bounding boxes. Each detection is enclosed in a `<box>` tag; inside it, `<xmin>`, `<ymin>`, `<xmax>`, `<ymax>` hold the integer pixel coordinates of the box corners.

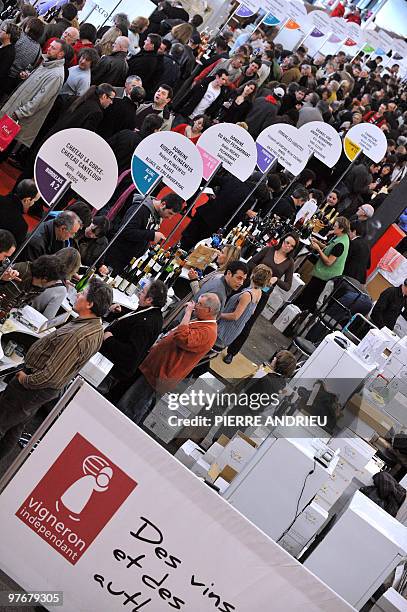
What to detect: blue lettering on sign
<box><xmin>131</xmin><ymin>155</ymin><xmax>161</xmax><ymax>195</ymax></box>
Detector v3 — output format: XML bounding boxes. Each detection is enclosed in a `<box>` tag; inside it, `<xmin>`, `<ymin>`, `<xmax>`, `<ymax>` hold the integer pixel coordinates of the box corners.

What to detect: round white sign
<box><xmin>344</xmin><ymin>123</ymin><xmax>388</xmax><ymax>164</ymax></box>
<box><xmin>131</xmin><ymin>131</ymin><xmax>203</xmax><ymax>199</ymax></box>
<box><xmin>256</xmin><ymin>124</ymin><xmax>310</xmax><ymax>176</ymax></box>
<box><xmin>310</xmin><ymin>10</ymin><xmax>332</xmax><ymax>33</ymax></box>
<box><xmin>34</xmin><ymin>128</ymin><xmax>118</xmax><ymax>209</ymax></box>
<box><xmin>299</xmin><ymin>121</ymin><xmax>342</xmax><ymax>168</ymax></box>
<box><xmin>197</xmin><ymin>123</ymin><xmax>257</xmax><ymax>181</ymax></box>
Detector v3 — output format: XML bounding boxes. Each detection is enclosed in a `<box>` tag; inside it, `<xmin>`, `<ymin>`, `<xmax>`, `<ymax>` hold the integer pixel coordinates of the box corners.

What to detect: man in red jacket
<box><xmin>117</xmin><ymin>292</ymin><xmax>220</xmax><ymax>424</ymax></box>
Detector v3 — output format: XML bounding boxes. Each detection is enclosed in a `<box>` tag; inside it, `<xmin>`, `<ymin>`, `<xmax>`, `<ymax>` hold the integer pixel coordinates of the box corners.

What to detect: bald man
<box><xmin>91</xmin><ymin>36</ymin><xmax>129</xmax><ymax>86</ymax></box>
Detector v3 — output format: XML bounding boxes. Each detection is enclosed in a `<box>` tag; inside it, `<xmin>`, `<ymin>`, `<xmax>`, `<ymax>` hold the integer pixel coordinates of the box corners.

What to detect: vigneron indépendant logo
<box><xmin>16</xmin><ymin>433</ymin><xmax>137</xmax><ymax>565</ymax></box>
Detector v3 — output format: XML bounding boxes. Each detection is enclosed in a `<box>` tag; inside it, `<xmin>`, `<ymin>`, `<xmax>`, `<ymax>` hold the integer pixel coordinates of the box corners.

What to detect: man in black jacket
<box><xmin>100</xmin><ymin>279</ymin><xmax>167</xmax><ymax>385</ymax></box>
<box><xmin>127</xmin><ymin>34</ymin><xmax>163</xmax><ymax>98</ymax></box>
<box><xmin>97</xmin><ymin>85</ymin><xmax>144</xmax><ymax>140</ymax></box>
<box><xmin>272</xmin><ymin>187</ymin><xmax>309</xmax><ymax>221</ymax></box>
<box><xmin>91</xmin><ymin>36</ymin><xmax>129</xmax><ymax>86</ymax></box>
<box><xmin>104</xmin><ymin>193</ymin><xmax>183</xmax><ymax>274</ymax></box>
<box><xmin>174</xmin><ymin>69</ymin><xmax>229</xmax><ymax>120</ymax></box>
<box><xmin>19</xmin><ymin>210</ymin><xmax>81</xmax><ymax>261</ymax></box>
<box><xmin>180</xmin><ymin>174</ymin><xmax>258</xmax><ymax>251</ymax></box>
<box><xmin>134</xmin><ymin>84</ymin><xmax>173</xmax><ymax>131</ymax></box>
<box><xmin>343</xmin><ymin>220</ymin><xmax>371</xmax><ymax>285</ymax></box>
<box><xmin>107</xmin><ymin>114</ymin><xmax>163</xmax><ymax>174</ymax></box>
<box><xmin>0</xmin><ymin>180</ymin><xmax>39</xmax><ymax>247</ymax></box>
<box><xmin>157</xmin><ymin>42</ymin><xmax>182</xmax><ymax>89</ymax></box>
<box><xmin>370</xmin><ymin>280</ymin><xmax>407</xmax><ymax>330</ymax></box>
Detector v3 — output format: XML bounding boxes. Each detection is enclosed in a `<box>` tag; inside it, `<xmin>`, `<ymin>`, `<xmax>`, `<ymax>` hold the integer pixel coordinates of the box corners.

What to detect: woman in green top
<box><xmin>295</xmin><ymin>216</ymin><xmax>350</xmax><ymax>311</ymax></box>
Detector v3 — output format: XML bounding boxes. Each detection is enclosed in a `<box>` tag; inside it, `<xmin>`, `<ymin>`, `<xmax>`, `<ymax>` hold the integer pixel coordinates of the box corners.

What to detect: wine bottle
<box><xmin>117</xmin><ymin>257</ymin><xmax>137</xmax><ymax>292</ymax></box>
<box><xmin>75</xmin><ymin>268</ymin><xmax>95</xmax><ymax>293</ymax></box>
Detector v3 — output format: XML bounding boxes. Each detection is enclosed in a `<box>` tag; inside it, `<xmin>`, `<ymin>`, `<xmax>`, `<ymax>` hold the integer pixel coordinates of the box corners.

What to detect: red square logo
<box><xmin>16</xmin><ymin>433</ymin><xmax>137</xmax><ymax>565</ymax></box>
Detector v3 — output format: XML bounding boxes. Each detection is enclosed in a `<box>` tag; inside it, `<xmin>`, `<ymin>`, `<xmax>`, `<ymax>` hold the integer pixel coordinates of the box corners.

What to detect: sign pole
<box><xmin>293</xmin><ymin>27</ymin><xmax>314</xmax><ymax>52</ymax></box>
<box><xmin>264</xmin><ymin>153</ymin><xmax>314</xmax><ymax>220</ymax></box>
<box><xmin>7</xmin><ymin>180</ymin><xmax>72</xmax><ymax>266</ymax></box>
<box><xmin>322</xmin><ymin>150</ymin><xmax>364</xmax><ymax>205</ymax></box>
<box><xmin>0</xmin><ymin>377</ymin><xmax>84</xmax><ymax>494</ymax></box>
<box><xmin>223</xmin><ymin>162</ymin><xmax>277</xmax><ymax>231</ymax></box>
<box><xmin>87</xmin><ymin>179</ymin><xmax>162</xmax><ymax>274</ymax></box>
<box><xmin>264</xmin><ymin>174</ymin><xmax>298</xmax><ymax>220</ymax></box>
<box><xmin>161</xmin><ymin>169</ymin><xmax>221</xmax><ymax>250</ymax></box>
<box><xmin>99</xmin><ymin>0</ymin><xmax>122</xmax><ymax>29</ymax></box>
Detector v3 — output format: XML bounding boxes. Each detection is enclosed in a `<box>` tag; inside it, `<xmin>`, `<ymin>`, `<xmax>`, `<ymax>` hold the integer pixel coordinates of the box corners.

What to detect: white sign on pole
<box><xmin>310</xmin><ymin>10</ymin><xmax>332</xmax><ymax>33</ymax></box>
<box><xmin>344</xmin><ymin>122</ymin><xmax>388</xmax><ymax>164</ymax></box>
<box><xmin>365</xmin><ymin>30</ymin><xmax>383</xmax><ymax>54</ymax></box>
<box><xmin>306</xmin><ymin>11</ymin><xmax>332</xmax><ymax>57</ymax></box>
<box><xmin>131</xmin><ymin>131</ymin><xmax>203</xmax><ymax>199</ymax></box>
<box><xmin>378</xmin><ymin>30</ymin><xmax>394</xmax><ymax>53</ymax></box>
<box><xmin>286</xmin><ymin>0</ymin><xmax>308</xmax><ymax>22</ymax></box>
<box><xmin>197</xmin><ymin>123</ymin><xmax>257</xmax><ymax>181</ymax></box>
<box><xmin>256</xmin><ymin>124</ymin><xmax>310</xmax><ymax>176</ymax></box>
<box><xmin>345</xmin><ymin>23</ymin><xmax>363</xmax><ymax>46</ymax></box>
<box><xmin>0</xmin><ymin>383</ymin><xmax>353</xmax><ymax>612</ymax></box>
<box><xmin>317</xmin><ymin>18</ymin><xmax>349</xmax><ymax>56</ymax></box>
<box><xmin>262</xmin><ymin>0</ymin><xmax>289</xmax><ymax>26</ymax></box>
<box><xmin>34</xmin><ymin>128</ymin><xmax>118</xmax><ymax>209</ymax></box>
<box><xmin>273</xmin><ymin>0</ymin><xmax>310</xmax><ymax>50</ymax></box>
<box><xmin>393</xmin><ymin>39</ymin><xmax>407</xmax><ymax>59</ymax></box>
<box><xmin>79</xmin><ymin>0</ymin><xmax>155</xmax><ymax>29</ymax></box>
<box><xmin>299</xmin><ymin>122</ymin><xmax>343</xmax><ymax>168</ymax></box>
<box><xmin>238</xmin><ymin>0</ymin><xmax>262</xmax><ymax>14</ymax></box>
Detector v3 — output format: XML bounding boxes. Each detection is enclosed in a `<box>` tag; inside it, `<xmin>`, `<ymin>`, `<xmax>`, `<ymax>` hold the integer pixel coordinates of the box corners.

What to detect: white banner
<box><xmin>0</xmin><ymin>383</ymin><xmax>352</xmax><ymax>612</ymax></box>
<box><xmin>34</xmin><ymin>129</ymin><xmax>118</xmax><ymax>208</ymax></box>
<box><xmin>299</xmin><ymin>121</ymin><xmax>343</xmax><ymax>168</ymax></box>
<box><xmin>197</xmin><ymin>123</ymin><xmax>257</xmax><ymax>181</ymax></box>
<box><xmin>256</xmin><ymin>124</ymin><xmax>310</xmax><ymax>176</ymax></box>
<box><xmin>79</xmin><ymin>0</ymin><xmax>155</xmax><ymax>29</ymax></box>
<box><xmin>132</xmin><ymin>131</ymin><xmax>203</xmax><ymax>199</ymax></box>
<box><xmin>344</xmin><ymin>122</ymin><xmax>388</xmax><ymax>164</ymax></box>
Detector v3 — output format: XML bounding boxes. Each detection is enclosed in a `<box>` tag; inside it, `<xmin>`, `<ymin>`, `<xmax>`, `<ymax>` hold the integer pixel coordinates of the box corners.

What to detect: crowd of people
<box><xmin>0</xmin><ymin>0</ymin><xmax>406</xmax><ymax>457</ymax></box>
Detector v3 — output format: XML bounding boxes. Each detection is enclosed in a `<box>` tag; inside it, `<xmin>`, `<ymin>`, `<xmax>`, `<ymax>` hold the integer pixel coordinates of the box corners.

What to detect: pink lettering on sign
<box><xmin>197</xmin><ymin>145</ymin><xmax>221</xmax><ymax>180</ymax></box>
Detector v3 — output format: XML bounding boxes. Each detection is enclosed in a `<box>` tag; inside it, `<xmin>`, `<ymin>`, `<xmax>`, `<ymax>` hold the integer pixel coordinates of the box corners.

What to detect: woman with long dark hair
<box><xmin>223</xmin><ymin>232</ymin><xmax>299</xmax><ymax>364</ymax></box>
<box><xmin>171</xmin><ymin>114</ymin><xmax>212</xmax><ymax>144</ymax></box>
<box><xmin>218</xmin><ymin>80</ymin><xmax>257</xmax><ymax>123</ymax></box>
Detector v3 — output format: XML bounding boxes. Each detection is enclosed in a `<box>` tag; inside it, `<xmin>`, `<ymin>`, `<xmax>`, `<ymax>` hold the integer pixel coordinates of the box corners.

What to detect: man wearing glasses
<box><xmin>19</xmin><ymin>210</ymin><xmax>82</xmax><ymax>261</ymax></box>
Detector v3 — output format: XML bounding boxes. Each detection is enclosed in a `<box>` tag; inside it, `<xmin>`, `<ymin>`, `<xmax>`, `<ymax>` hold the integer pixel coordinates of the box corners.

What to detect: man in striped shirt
<box><xmin>0</xmin><ymin>278</ymin><xmax>112</xmax><ymax>459</ymax></box>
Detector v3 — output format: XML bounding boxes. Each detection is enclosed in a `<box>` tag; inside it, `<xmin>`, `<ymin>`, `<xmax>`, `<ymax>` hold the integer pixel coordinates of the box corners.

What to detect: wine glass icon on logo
<box><xmin>55</xmin><ymin>455</ymin><xmax>113</xmax><ymax>521</ymax></box>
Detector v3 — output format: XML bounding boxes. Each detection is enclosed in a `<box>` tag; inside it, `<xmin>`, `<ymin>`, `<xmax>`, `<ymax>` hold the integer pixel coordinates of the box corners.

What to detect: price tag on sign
<box><xmin>131</xmin><ymin>155</ymin><xmax>162</xmax><ymax>195</ymax></box>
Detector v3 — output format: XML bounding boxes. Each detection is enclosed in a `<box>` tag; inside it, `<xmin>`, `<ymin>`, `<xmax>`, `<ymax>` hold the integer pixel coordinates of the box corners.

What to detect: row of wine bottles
<box><xmin>110</xmin><ymin>243</ymin><xmax>188</xmax><ymax>295</ymax></box>
<box><xmin>74</xmin><ymin>203</ymin><xmax>338</xmax><ymax>296</ymax></box>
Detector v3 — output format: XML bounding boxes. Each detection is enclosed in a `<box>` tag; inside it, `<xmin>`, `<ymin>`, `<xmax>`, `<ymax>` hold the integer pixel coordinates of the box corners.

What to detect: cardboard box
<box><xmin>344</xmin><ymin>394</ymin><xmax>395</xmax><ymax>439</ymax></box>
<box><xmin>367</xmin><ymin>271</ymin><xmax>393</xmax><ymax>301</ymax></box>
<box><xmin>328</xmin><ymin>435</ymin><xmax>376</xmax><ymax>471</ymax></box>
<box><xmin>143</xmin><ymin>413</ymin><xmax>183</xmax><ymax>444</ymax></box>
<box><xmin>214</xmin><ymin>464</ymin><xmax>238</xmax><ymax>493</ymax></box>
<box><xmin>185</xmin><ymin>244</ymin><xmax>218</xmax><ymax>270</ymax></box>
<box><xmin>278</xmin><ymin>533</ymin><xmax>305</xmax><ymax>558</ymax></box>
<box><xmin>287</xmin><ymin>502</ymin><xmax>328</xmax><ymax>541</ymax></box>
<box><xmin>174</xmin><ymin>440</ymin><xmax>205</xmax><ymax>468</ymax></box>
<box><xmin>213</xmin><ymin>477</ymin><xmax>230</xmax><ymax>494</ymax></box>
<box><xmin>202</xmin><ymin>441</ymin><xmax>228</xmax><ymax>464</ymax></box>
<box><xmin>383</xmin><ymin>392</ymin><xmax>407</xmax><ymax>426</ymax></box>
<box><xmin>371</xmin><ymin>588</ymin><xmax>407</xmax><ymax>612</ymax></box>
<box><xmin>191</xmin><ymin>458</ymin><xmax>211</xmax><ymax>478</ymax></box>
<box><xmin>216</xmin><ymin>432</ymin><xmax>257</xmax><ymax>473</ymax></box>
